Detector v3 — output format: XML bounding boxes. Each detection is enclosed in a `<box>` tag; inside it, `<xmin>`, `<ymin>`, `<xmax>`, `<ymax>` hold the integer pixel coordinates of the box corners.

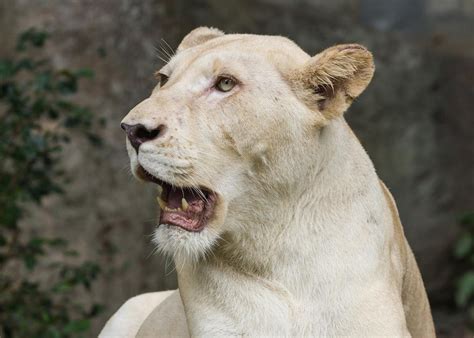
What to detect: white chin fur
<box><xmin>152</xmin><ymin>224</ymin><xmax>219</xmax><ymax>264</ymax></box>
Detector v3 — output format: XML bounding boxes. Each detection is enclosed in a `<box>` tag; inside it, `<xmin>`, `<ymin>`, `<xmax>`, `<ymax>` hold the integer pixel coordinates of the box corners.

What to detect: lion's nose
<box><xmin>120</xmin><ymin>123</ymin><xmax>166</xmax><ymax>151</ymax></box>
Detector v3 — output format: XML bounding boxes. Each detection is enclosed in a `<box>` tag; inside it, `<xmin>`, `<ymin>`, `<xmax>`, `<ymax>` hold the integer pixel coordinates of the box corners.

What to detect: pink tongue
<box><xmin>167</xmin><ymin>187</ymin><xmax>205</xmax><ymax>212</ymax></box>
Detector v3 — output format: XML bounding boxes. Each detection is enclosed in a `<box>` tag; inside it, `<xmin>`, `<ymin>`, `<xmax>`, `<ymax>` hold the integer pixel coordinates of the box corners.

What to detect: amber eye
<box><xmin>158</xmin><ymin>73</ymin><xmax>169</xmax><ymax>87</ymax></box>
<box><xmin>215</xmin><ymin>76</ymin><xmax>236</xmax><ymax>92</ymax></box>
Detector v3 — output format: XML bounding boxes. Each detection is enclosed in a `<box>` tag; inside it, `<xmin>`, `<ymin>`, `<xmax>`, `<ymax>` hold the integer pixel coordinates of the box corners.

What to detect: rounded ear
<box><xmin>291</xmin><ymin>44</ymin><xmax>374</xmax><ymax>119</ymax></box>
<box><xmin>177</xmin><ymin>27</ymin><xmax>225</xmax><ymax>52</ymax></box>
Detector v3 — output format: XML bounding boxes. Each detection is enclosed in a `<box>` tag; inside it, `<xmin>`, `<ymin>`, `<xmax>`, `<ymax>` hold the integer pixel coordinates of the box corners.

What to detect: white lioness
<box><xmin>101</xmin><ymin>27</ymin><xmax>435</xmax><ymax>337</ymax></box>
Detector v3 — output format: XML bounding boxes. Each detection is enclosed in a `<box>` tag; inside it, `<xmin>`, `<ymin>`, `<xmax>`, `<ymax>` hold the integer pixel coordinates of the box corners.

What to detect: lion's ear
<box><xmin>291</xmin><ymin>44</ymin><xmax>374</xmax><ymax>119</ymax></box>
<box><xmin>177</xmin><ymin>27</ymin><xmax>225</xmax><ymax>52</ymax></box>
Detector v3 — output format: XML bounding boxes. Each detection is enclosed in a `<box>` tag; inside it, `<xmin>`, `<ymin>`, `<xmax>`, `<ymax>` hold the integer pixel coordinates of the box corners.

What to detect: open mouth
<box><xmin>137</xmin><ymin>166</ymin><xmax>217</xmax><ymax>232</ymax></box>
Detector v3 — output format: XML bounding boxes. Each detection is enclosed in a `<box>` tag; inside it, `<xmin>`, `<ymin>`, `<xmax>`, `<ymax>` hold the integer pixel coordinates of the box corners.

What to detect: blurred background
<box><xmin>0</xmin><ymin>0</ymin><xmax>472</xmax><ymax>337</ymax></box>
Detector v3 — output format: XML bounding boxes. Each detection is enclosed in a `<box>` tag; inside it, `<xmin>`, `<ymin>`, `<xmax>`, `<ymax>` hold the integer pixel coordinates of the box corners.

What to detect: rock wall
<box><xmin>1</xmin><ymin>0</ymin><xmax>472</xmax><ymax>335</ymax></box>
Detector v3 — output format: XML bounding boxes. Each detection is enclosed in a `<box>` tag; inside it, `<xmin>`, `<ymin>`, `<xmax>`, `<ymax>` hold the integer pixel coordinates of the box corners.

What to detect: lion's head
<box><xmin>121</xmin><ymin>27</ymin><xmax>374</xmax><ymax>262</ymax></box>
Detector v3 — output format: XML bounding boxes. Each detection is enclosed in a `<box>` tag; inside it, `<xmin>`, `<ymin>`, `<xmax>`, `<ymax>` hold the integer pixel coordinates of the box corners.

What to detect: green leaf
<box><xmin>35</xmin><ymin>71</ymin><xmax>53</xmax><ymax>91</ymax></box>
<box><xmin>23</xmin><ymin>255</ymin><xmax>37</xmax><ymax>270</ymax></box>
<box><xmin>16</xmin><ymin>28</ymin><xmax>49</xmax><ymax>51</ymax></box>
<box><xmin>454</xmin><ymin>233</ymin><xmax>472</xmax><ymax>259</ymax></box>
<box><xmin>88</xmin><ymin>303</ymin><xmax>105</xmax><ymax>317</ymax></box>
<box><xmin>460</xmin><ymin>212</ymin><xmax>474</xmax><ymax>226</ymax></box>
<box><xmin>56</xmin><ymin>70</ymin><xmax>78</xmax><ymax>94</ymax></box>
<box><xmin>0</xmin><ymin>27</ymin><xmax>102</xmax><ymax>338</ymax></box>
<box><xmin>52</xmin><ymin>281</ymin><xmax>72</xmax><ymax>293</ymax></box>
<box><xmin>75</xmin><ymin>68</ymin><xmax>94</xmax><ymax>78</ymax></box>
<box><xmin>0</xmin><ymin>60</ymin><xmax>16</xmax><ymax>79</ymax></box>
<box><xmin>47</xmin><ymin>238</ymin><xmax>68</xmax><ymax>247</ymax></box>
<box><xmin>455</xmin><ymin>271</ymin><xmax>474</xmax><ymax>307</ymax></box>
<box><xmin>15</xmin><ymin>58</ymin><xmax>35</xmax><ymax>72</ymax></box>
<box><xmin>46</xmin><ymin>326</ymin><xmax>62</xmax><ymax>338</ymax></box>
<box><xmin>63</xmin><ymin>319</ymin><xmax>90</xmax><ymax>333</ymax></box>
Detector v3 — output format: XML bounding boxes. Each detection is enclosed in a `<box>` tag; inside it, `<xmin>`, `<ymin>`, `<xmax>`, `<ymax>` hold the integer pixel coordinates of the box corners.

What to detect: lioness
<box><xmin>100</xmin><ymin>27</ymin><xmax>435</xmax><ymax>337</ymax></box>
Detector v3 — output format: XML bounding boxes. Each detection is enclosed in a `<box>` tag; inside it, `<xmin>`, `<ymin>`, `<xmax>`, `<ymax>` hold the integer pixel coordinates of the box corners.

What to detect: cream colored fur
<box><xmin>100</xmin><ymin>27</ymin><xmax>435</xmax><ymax>337</ymax></box>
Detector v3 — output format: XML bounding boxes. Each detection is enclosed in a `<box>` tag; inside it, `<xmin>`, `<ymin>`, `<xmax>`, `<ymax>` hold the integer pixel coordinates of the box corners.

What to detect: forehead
<box><xmin>163</xmin><ymin>34</ymin><xmax>310</xmax><ymax>75</ymax></box>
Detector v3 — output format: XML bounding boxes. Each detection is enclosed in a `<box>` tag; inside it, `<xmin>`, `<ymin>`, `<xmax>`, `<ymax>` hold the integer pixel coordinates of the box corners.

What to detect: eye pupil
<box><xmin>216</xmin><ymin>77</ymin><xmax>235</xmax><ymax>92</ymax></box>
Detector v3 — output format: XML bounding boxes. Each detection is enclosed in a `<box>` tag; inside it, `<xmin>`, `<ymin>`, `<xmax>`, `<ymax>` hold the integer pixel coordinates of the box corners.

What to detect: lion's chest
<box><xmin>180</xmin><ymin>257</ymin><xmax>406</xmax><ymax>336</ymax></box>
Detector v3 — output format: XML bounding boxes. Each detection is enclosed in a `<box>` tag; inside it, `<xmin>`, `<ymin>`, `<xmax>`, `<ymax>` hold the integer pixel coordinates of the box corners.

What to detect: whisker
<box><xmin>156</xmin><ymin>52</ymin><xmax>170</xmax><ymax>64</ymax></box>
<box><xmin>158</xmin><ymin>40</ymin><xmax>173</xmax><ymax>60</ymax></box>
<box><xmin>185</xmin><ymin>176</ymin><xmax>208</xmax><ymax>203</ymax></box>
<box><xmin>154</xmin><ymin>45</ymin><xmax>171</xmax><ymax>64</ymax></box>
<box><xmin>161</xmin><ymin>38</ymin><xmax>176</xmax><ymax>57</ymax></box>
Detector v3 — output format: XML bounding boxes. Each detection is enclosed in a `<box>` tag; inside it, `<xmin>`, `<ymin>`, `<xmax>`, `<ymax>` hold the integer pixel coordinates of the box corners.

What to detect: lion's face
<box><xmin>121</xmin><ymin>28</ymin><xmax>374</xmax><ymax>262</ymax></box>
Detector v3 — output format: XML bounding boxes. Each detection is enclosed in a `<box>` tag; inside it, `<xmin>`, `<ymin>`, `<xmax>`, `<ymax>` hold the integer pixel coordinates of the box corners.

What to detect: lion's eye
<box><xmin>215</xmin><ymin>76</ymin><xmax>236</xmax><ymax>92</ymax></box>
<box><xmin>158</xmin><ymin>73</ymin><xmax>169</xmax><ymax>87</ymax></box>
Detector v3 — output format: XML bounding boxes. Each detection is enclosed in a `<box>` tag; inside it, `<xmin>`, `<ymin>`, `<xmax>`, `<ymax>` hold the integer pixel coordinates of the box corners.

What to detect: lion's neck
<box><xmin>209</xmin><ymin>117</ymin><xmax>389</xmax><ymax>287</ymax></box>
<box><xmin>177</xmin><ymin>118</ymin><xmax>393</xmax><ymax>333</ymax></box>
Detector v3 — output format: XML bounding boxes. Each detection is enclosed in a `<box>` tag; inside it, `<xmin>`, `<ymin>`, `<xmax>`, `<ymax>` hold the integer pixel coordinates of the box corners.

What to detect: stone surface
<box><xmin>1</xmin><ymin>0</ymin><xmax>472</xmax><ymax>335</ymax></box>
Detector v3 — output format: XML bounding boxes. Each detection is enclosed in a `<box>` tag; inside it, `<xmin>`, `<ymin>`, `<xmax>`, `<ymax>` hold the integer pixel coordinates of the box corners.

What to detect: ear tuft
<box><xmin>292</xmin><ymin>44</ymin><xmax>374</xmax><ymax>119</ymax></box>
<box><xmin>177</xmin><ymin>27</ymin><xmax>225</xmax><ymax>52</ymax></box>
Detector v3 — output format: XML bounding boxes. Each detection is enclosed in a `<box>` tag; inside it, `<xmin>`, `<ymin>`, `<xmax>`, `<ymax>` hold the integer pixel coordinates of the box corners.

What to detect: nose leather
<box><xmin>120</xmin><ymin>123</ymin><xmax>164</xmax><ymax>152</ymax></box>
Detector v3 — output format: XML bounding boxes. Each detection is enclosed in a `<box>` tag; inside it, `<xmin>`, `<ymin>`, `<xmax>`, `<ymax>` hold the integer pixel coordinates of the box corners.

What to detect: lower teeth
<box><xmin>156</xmin><ymin>196</ymin><xmax>167</xmax><ymax>209</ymax></box>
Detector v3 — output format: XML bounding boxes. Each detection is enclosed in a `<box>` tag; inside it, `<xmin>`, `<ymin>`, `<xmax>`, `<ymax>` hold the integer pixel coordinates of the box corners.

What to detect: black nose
<box><xmin>120</xmin><ymin>123</ymin><xmax>165</xmax><ymax>151</ymax></box>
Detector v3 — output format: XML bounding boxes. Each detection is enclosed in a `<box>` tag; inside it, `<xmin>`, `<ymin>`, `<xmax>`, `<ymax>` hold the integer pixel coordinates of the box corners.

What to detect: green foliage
<box><xmin>0</xmin><ymin>28</ymin><xmax>102</xmax><ymax>337</ymax></box>
<box><xmin>453</xmin><ymin>212</ymin><xmax>474</xmax><ymax>330</ymax></box>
